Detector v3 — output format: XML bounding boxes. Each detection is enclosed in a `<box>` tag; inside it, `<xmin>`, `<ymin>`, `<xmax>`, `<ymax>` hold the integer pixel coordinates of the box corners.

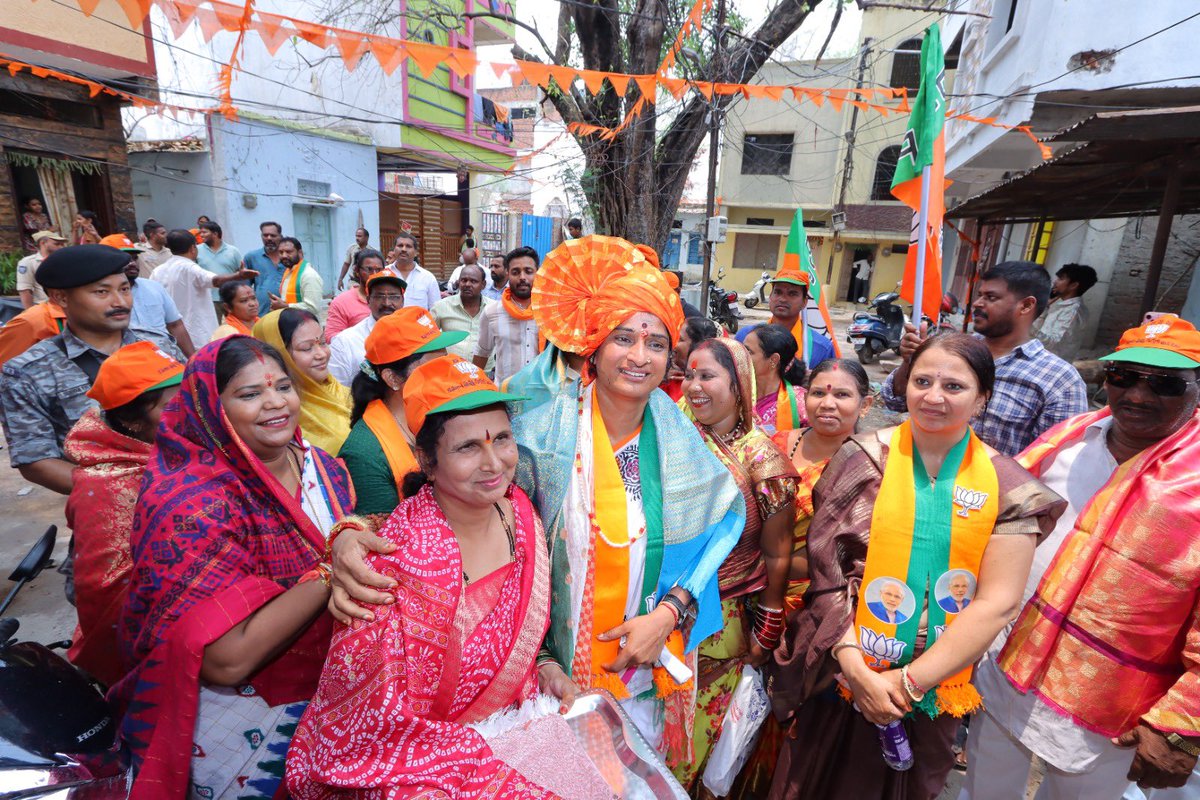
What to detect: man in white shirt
<box><xmin>136</xmin><ymin>221</ymin><xmax>172</xmax><ymax>277</ymax></box>
<box><xmin>336</xmin><ymin>227</ymin><xmax>370</xmax><ymax>291</ymax></box>
<box><xmin>389</xmin><ymin>232</ymin><xmax>441</xmax><ymax>309</ymax></box>
<box><xmin>328</xmin><ymin>272</ymin><xmax>406</xmax><ymax>386</ymax></box>
<box><xmin>473</xmin><ymin>246</ymin><xmax>539</xmax><ymax>386</ymax></box>
<box><xmin>103</xmin><ymin>236</ymin><xmax>196</xmax><ymax>357</ymax></box>
<box><xmin>482</xmin><ymin>252</ymin><xmax>507</xmax><ymax>302</ymax></box>
<box><xmin>151</xmin><ymin>229</ymin><xmax>258</xmax><ymax>346</ymax></box>
<box><xmin>1032</xmin><ymin>263</ymin><xmax>1098</xmax><ymax>362</ymax></box>
<box><xmin>16</xmin><ymin>230</ymin><xmax>66</xmax><ymax>308</ymax></box>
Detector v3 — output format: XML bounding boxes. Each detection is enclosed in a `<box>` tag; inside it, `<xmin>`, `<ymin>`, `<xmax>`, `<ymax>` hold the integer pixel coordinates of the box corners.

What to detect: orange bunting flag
<box><xmin>633</xmin><ymin>75</ymin><xmax>657</xmax><ymax>101</ymax></box>
<box><xmin>77</xmin><ymin>0</ymin><xmax>102</xmax><ymax>15</ymax></box>
<box><xmin>548</xmin><ymin>65</ymin><xmax>577</xmax><ymax>89</ymax></box>
<box><xmin>579</xmin><ymin>69</ymin><xmax>608</xmax><ymax>95</ymax></box>
<box><xmin>607</xmin><ymin>73</ymin><xmax>631</xmax><ymax>95</ymax></box>
<box><xmin>515</xmin><ymin>60</ymin><xmax>552</xmax><ymax>88</ymax></box>
<box><xmin>256</xmin><ymin>14</ymin><xmax>293</xmax><ymax>55</ymax></box>
<box><xmin>193</xmin><ymin>6</ymin><xmax>225</xmax><ymax>43</ymax></box>
<box><xmin>763</xmin><ymin>85</ymin><xmax>784</xmax><ymax>101</ymax></box>
<box><xmin>112</xmin><ymin>0</ymin><xmax>152</xmax><ymax>28</ymax></box>
<box><xmin>293</xmin><ymin>21</ymin><xmax>329</xmax><ymax>49</ymax></box>
<box><xmin>660</xmin><ymin>77</ymin><xmax>688</xmax><ymax>99</ymax></box>
<box><xmin>443</xmin><ymin>47</ymin><xmax>477</xmax><ymax>77</ymax></box>
<box><xmin>335</xmin><ymin>33</ymin><xmax>369</xmax><ymax>71</ymax></box>
<box><xmin>406</xmin><ymin>42</ymin><xmax>446</xmax><ymax>77</ymax></box>
<box><xmin>161</xmin><ymin>0</ymin><xmax>199</xmax><ymax>38</ymax></box>
<box><xmin>212</xmin><ymin>4</ymin><xmax>247</xmax><ymax>32</ymax></box>
<box><xmin>827</xmin><ymin>89</ymin><xmax>847</xmax><ymax>110</ymax></box>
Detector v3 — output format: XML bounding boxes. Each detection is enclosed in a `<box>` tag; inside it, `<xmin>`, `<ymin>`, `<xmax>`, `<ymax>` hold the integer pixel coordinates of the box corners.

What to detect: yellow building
<box><xmin>715</xmin><ymin>4</ymin><xmax>953</xmax><ymax>304</ymax></box>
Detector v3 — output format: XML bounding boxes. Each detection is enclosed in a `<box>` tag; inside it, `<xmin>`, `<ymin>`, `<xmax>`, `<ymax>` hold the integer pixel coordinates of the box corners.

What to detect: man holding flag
<box><xmin>878</xmin><ymin>26</ymin><xmax>1087</xmax><ymax>457</ymax></box>
<box><xmin>736</xmin><ymin>208</ymin><xmax>840</xmax><ymax>368</ymax></box>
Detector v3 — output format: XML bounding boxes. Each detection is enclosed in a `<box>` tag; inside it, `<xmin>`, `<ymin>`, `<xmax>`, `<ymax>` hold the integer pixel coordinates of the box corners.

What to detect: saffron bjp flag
<box><xmin>891</xmin><ymin>24</ymin><xmax>948</xmax><ymax>321</ymax></box>
<box><xmin>782</xmin><ymin>208</ymin><xmax>842</xmax><ymax>358</ymax></box>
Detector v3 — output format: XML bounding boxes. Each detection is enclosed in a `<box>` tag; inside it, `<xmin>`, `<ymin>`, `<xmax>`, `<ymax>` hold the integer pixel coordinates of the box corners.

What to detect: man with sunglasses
<box><xmin>962</xmin><ymin>314</ymin><xmax>1200</xmax><ymax>800</ymax></box>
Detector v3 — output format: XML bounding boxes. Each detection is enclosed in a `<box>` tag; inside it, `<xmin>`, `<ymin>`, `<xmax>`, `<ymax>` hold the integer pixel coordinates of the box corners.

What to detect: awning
<box><xmin>947</xmin><ymin>106</ymin><xmax>1200</xmax><ymax>316</ymax></box>
<box><xmin>947</xmin><ymin>106</ymin><xmax>1200</xmax><ymax>223</ymax></box>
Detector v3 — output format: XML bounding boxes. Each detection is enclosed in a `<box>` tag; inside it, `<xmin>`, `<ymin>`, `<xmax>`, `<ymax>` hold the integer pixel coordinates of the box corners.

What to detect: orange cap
<box><xmin>402</xmin><ymin>354</ymin><xmax>527</xmax><ymax>433</ymax></box>
<box><xmin>99</xmin><ymin>233</ymin><xmax>139</xmax><ymax>253</ymax></box>
<box><xmin>1100</xmin><ymin>313</ymin><xmax>1200</xmax><ymax>369</ymax></box>
<box><xmin>770</xmin><ymin>267</ymin><xmax>811</xmax><ymax>288</ymax></box>
<box><xmin>363</xmin><ymin>307</ymin><xmax>467</xmax><ymax>366</ymax></box>
<box><xmin>86</xmin><ymin>341</ymin><xmax>184</xmax><ymax>410</ymax></box>
<box><xmin>366</xmin><ymin>271</ymin><xmax>407</xmax><ymax>293</ymax></box>
<box><xmin>662</xmin><ymin>270</ymin><xmax>680</xmax><ymax>290</ymax></box>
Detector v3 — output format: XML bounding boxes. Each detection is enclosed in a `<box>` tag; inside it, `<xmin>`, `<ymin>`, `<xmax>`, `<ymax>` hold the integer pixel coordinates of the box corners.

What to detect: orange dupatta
<box><xmin>362</xmin><ymin>399</ymin><xmax>419</xmax><ymax>486</ymax></box>
<box><xmin>281</xmin><ymin>260</ymin><xmax>308</xmax><ymax>304</ymax></box>
<box><xmin>501</xmin><ymin>287</ymin><xmax>546</xmax><ymax>352</ymax></box>
<box><xmin>224</xmin><ymin>314</ymin><xmax>258</xmax><ymax>337</ymax></box>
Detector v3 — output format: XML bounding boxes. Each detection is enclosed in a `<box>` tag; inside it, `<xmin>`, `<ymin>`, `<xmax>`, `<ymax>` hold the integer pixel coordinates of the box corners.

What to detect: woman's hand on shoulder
<box><xmin>329</xmin><ymin>527</ymin><xmax>399</xmax><ymax>624</ymax></box>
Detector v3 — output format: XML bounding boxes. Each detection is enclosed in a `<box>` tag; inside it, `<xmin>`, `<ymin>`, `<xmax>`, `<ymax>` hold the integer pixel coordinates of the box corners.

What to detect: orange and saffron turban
<box><xmin>533</xmin><ymin>235</ymin><xmax>685</xmax><ymax>355</ymax></box>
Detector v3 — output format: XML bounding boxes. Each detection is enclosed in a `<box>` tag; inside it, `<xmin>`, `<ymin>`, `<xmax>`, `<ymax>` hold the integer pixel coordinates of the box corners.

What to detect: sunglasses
<box><xmin>1103</xmin><ymin>365</ymin><xmax>1196</xmax><ymax>397</ymax></box>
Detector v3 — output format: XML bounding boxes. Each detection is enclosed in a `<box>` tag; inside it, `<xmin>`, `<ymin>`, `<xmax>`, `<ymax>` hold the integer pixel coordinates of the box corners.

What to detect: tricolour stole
<box><xmin>851</xmin><ymin>422</ymin><xmax>998</xmax><ymax>717</ymax></box>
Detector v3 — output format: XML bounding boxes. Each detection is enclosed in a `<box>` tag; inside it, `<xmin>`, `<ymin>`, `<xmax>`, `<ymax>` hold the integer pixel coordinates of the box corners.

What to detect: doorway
<box><xmin>292</xmin><ymin>205</ymin><xmax>334</xmax><ymax>295</ymax></box>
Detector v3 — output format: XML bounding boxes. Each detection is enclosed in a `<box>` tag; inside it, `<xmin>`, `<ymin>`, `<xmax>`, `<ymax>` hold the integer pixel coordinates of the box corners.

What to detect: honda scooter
<box><xmin>0</xmin><ymin>525</ymin><xmax>131</xmax><ymax>798</ymax></box>
<box><xmin>742</xmin><ymin>271</ymin><xmax>770</xmax><ymax>309</ymax></box>
<box><xmin>847</xmin><ymin>292</ymin><xmax>908</xmax><ymax>364</ymax></box>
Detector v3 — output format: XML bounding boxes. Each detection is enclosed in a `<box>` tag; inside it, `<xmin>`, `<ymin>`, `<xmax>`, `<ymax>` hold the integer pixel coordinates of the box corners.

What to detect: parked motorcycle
<box><xmin>707</xmin><ymin>268</ymin><xmax>742</xmax><ymax>335</ymax></box>
<box><xmin>742</xmin><ymin>271</ymin><xmax>770</xmax><ymax>309</ymax></box>
<box><xmin>847</xmin><ymin>292</ymin><xmax>907</xmax><ymax>364</ymax></box>
<box><xmin>0</xmin><ymin>525</ymin><xmax>131</xmax><ymax>798</ymax></box>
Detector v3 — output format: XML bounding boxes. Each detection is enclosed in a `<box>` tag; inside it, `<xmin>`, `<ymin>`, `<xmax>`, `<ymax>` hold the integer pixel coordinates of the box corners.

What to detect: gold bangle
<box><xmin>830</xmin><ymin>642</ymin><xmax>860</xmax><ymax>659</ymax></box>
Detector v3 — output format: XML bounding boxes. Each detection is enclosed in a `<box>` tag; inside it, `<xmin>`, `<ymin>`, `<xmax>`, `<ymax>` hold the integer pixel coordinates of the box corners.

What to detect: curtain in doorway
<box><xmin>36</xmin><ymin>165</ymin><xmax>77</xmax><ymax>239</ymax></box>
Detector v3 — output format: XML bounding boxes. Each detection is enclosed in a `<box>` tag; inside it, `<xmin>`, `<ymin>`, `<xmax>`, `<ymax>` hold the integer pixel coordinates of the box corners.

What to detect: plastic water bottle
<box><xmin>876</xmin><ymin>719</ymin><xmax>914</xmax><ymax>771</ymax></box>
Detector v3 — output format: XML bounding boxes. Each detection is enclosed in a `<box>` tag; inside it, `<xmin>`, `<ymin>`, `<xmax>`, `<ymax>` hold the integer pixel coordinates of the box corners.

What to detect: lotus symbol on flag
<box><xmin>1145</xmin><ymin>323</ymin><xmax>1170</xmax><ymax>338</ymax></box>
<box><xmin>953</xmin><ymin>485</ymin><xmax>988</xmax><ymax>518</ymax></box>
<box><xmin>859</xmin><ymin>627</ymin><xmax>907</xmax><ymax>668</ymax></box>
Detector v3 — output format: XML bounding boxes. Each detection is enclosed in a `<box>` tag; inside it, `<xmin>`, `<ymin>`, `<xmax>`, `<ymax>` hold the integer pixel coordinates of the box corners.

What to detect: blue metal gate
<box><xmin>521</xmin><ymin>214</ymin><xmax>553</xmax><ymax>261</ymax></box>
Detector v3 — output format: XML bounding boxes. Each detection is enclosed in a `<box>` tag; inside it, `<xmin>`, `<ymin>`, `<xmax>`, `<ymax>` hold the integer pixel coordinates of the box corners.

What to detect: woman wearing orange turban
<box><xmin>511</xmin><ymin>236</ymin><xmax>747</xmax><ymax>765</ymax></box>
<box><xmin>328</xmin><ymin>236</ymin><xmax>747</xmax><ymax>770</ymax></box>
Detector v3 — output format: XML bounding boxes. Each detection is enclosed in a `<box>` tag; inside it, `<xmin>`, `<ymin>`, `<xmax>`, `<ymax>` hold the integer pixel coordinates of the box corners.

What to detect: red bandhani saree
<box><xmin>286</xmin><ymin>483</ymin><xmax>556</xmax><ymax>799</ymax></box>
<box><xmin>63</xmin><ymin>407</ymin><xmax>152</xmax><ymax>687</ymax></box>
<box><xmin>112</xmin><ymin>337</ymin><xmax>354</xmax><ymax>800</ymax></box>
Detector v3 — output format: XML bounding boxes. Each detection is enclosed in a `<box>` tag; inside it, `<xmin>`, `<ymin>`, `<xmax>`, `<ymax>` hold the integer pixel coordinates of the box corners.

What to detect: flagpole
<box><xmin>912</xmin><ymin>163</ymin><xmax>932</xmax><ymax>327</ymax></box>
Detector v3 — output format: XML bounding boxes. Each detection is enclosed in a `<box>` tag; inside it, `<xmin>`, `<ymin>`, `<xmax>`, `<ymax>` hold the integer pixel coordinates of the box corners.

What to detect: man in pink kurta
<box><xmin>325</xmin><ymin>247</ymin><xmax>384</xmax><ymax>339</ymax></box>
<box><xmin>963</xmin><ymin>314</ymin><xmax>1200</xmax><ymax>799</ymax></box>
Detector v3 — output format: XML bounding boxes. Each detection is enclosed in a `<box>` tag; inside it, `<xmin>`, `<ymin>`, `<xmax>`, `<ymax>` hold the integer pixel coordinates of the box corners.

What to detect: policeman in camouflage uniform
<box><xmin>0</xmin><ymin>245</ymin><xmax>183</xmax><ymax>495</ymax></box>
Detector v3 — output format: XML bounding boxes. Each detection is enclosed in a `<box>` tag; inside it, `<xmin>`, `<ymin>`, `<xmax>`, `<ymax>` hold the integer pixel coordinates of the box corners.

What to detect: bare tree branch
<box><xmin>814</xmin><ymin>0</ymin><xmax>845</xmax><ymax>65</ymax></box>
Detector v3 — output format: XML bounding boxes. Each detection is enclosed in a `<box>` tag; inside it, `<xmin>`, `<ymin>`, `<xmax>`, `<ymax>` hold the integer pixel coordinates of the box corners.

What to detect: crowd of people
<box><xmin>0</xmin><ymin>217</ymin><xmax>1196</xmax><ymax>800</ymax></box>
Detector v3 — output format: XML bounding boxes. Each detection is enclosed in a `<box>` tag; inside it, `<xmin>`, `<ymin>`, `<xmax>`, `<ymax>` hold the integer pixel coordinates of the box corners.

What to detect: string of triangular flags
<box><xmin>56</xmin><ymin>0</ymin><xmax>1052</xmax><ymax>158</ymax></box>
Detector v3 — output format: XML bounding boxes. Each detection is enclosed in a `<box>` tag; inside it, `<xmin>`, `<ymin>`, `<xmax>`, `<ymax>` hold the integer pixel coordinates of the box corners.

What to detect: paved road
<box><xmin>0</xmin><ymin>443</ymin><xmax>74</xmax><ymax>645</ymax></box>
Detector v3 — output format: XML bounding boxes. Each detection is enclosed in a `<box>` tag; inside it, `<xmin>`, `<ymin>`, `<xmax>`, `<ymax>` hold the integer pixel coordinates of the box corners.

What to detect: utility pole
<box><xmin>825</xmin><ymin>37</ymin><xmax>873</xmax><ymax>285</ymax></box>
<box><xmin>700</xmin><ymin>0</ymin><xmax>727</xmax><ymax>312</ymax></box>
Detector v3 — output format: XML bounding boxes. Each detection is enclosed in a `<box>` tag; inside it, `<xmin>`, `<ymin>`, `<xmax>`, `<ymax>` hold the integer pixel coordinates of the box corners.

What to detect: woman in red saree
<box><xmin>286</xmin><ymin>354</ymin><xmax>558</xmax><ymax>799</ymax></box>
<box><xmin>65</xmin><ymin>341</ymin><xmax>184</xmax><ymax>687</ymax></box>
<box><xmin>114</xmin><ymin>336</ymin><xmax>355</xmax><ymax>800</ymax></box>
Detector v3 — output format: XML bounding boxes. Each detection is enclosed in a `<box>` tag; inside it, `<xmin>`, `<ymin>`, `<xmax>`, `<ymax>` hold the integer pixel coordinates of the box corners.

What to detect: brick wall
<box><xmin>1096</xmin><ymin>213</ymin><xmax>1200</xmax><ymax>347</ymax></box>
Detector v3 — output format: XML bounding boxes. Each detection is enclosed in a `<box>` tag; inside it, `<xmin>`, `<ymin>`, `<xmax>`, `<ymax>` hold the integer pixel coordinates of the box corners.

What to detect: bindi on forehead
<box><xmin>484</xmin><ymin>429</ymin><xmax>492</xmax><ymax>443</ymax></box>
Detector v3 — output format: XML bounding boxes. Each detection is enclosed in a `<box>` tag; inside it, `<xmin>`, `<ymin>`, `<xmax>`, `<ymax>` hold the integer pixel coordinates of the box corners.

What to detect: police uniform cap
<box><xmin>36</xmin><ymin>244</ymin><xmax>131</xmax><ymax>290</ymax></box>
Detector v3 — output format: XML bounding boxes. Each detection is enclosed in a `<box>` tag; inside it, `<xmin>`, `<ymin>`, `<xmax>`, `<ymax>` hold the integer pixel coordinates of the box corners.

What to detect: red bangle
<box><xmin>325</xmin><ymin>516</ymin><xmax>369</xmax><ymax>563</ymax></box>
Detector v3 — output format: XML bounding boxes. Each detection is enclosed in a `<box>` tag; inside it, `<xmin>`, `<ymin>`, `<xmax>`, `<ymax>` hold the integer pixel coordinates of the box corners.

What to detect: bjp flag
<box><xmin>891</xmin><ymin>25</ymin><xmax>948</xmax><ymax>322</ymax></box>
